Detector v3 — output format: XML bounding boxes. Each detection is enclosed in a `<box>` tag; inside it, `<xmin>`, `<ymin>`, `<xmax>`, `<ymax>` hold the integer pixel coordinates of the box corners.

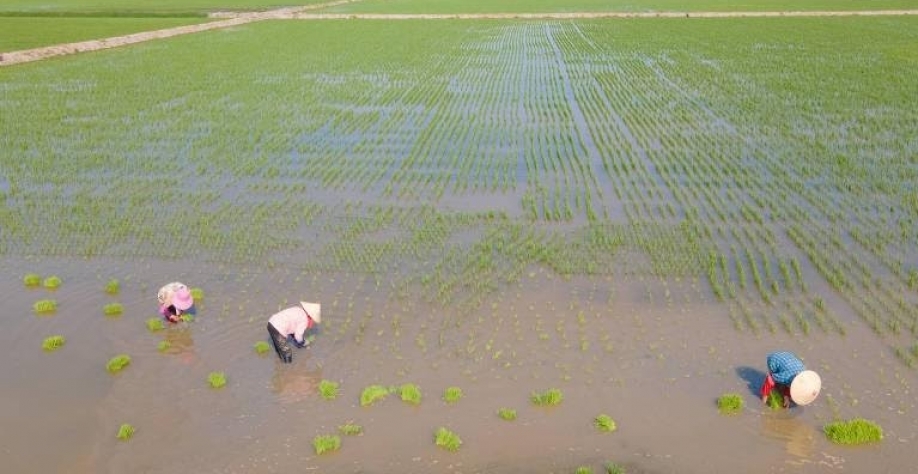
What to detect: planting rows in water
<box><xmin>1</xmin><ymin>17</ymin><xmax>916</xmax><ymax>366</ymax></box>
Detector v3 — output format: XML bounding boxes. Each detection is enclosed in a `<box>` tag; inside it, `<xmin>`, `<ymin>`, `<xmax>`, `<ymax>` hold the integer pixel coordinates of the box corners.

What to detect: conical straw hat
<box><xmin>300</xmin><ymin>301</ymin><xmax>321</xmax><ymax>323</ymax></box>
<box><xmin>790</xmin><ymin>370</ymin><xmax>821</xmax><ymax>406</ymax></box>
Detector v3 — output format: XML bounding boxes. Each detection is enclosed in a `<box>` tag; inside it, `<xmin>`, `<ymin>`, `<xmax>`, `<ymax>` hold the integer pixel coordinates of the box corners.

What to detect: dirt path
<box><xmin>1</xmin><ymin>8</ymin><xmax>916</xmax><ymax>67</ymax></box>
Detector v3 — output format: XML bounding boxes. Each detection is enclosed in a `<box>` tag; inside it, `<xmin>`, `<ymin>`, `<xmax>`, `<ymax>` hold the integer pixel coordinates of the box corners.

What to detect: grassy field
<box><xmin>319</xmin><ymin>0</ymin><xmax>918</xmax><ymax>13</ymax></box>
<box><xmin>0</xmin><ymin>0</ymin><xmax>331</xmax><ymax>14</ymax></box>
<box><xmin>0</xmin><ymin>17</ymin><xmax>210</xmax><ymax>51</ymax></box>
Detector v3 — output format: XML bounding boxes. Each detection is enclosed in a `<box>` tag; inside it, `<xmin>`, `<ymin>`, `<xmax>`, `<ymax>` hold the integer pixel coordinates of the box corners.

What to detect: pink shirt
<box><xmin>268</xmin><ymin>305</ymin><xmax>315</xmax><ymax>344</ymax></box>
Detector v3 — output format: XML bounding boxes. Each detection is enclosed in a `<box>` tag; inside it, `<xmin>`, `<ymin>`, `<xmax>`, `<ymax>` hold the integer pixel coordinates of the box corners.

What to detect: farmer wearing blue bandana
<box><xmin>760</xmin><ymin>351</ymin><xmax>821</xmax><ymax>408</ymax></box>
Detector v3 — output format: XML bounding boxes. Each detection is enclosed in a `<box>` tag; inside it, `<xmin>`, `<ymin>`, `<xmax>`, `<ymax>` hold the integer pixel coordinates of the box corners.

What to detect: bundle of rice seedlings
<box><xmin>360</xmin><ymin>385</ymin><xmax>390</xmax><ymax>406</ymax></box>
<box><xmin>443</xmin><ymin>386</ymin><xmax>463</xmax><ymax>403</ymax></box>
<box><xmin>823</xmin><ymin>418</ymin><xmax>883</xmax><ymax>445</ymax></box>
<box><xmin>42</xmin><ymin>275</ymin><xmax>62</xmax><ymax>289</ymax></box>
<box><xmin>116</xmin><ymin>423</ymin><xmax>135</xmax><ymax>440</ymax></box>
<box><xmin>106</xmin><ymin>354</ymin><xmax>131</xmax><ymax>373</ymax></box>
<box><xmin>434</xmin><ymin>427</ymin><xmax>462</xmax><ymax>452</ymax></box>
<box><xmin>253</xmin><ymin>341</ymin><xmax>270</xmax><ymax>354</ymax></box>
<box><xmin>313</xmin><ymin>434</ymin><xmax>341</xmax><ymax>454</ymax></box>
<box><xmin>208</xmin><ymin>371</ymin><xmax>227</xmax><ymax>388</ymax></box>
<box><xmin>42</xmin><ymin>335</ymin><xmax>65</xmax><ymax>351</ymax></box>
<box><xmin>498</xmin><ymin>408</ymin><xmax>517</xmax><ymax>421</ymax></box>
<box><xmin>531</xmin><ymin>388</ymin><xmax>563</xmax><ymax>406</ymax></box>
<box><xmin>717</xmin><ymin>393</ymin><xmax>744</xmax><ymax>415</ymax></box>
<box><xmin>594</xmin><ymin>414</ymin><xmax>617</xmax><ymax>432</ymax></box>
<box><xmin>319</xmin><ymin>380</ymin><xmax>339</xmax><ymax>400</ymax></box>
<box><xmin>399</xmin><ymin>383</ymin><xmax>422</xmax><ymax>405</ymax></box>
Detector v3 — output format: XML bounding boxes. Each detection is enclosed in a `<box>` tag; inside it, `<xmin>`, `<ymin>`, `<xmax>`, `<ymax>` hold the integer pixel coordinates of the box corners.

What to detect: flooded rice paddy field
<box><xmin>2</xmin><ymin>15</ymin><xmax>917</xmax><ymax>474</ymax></box>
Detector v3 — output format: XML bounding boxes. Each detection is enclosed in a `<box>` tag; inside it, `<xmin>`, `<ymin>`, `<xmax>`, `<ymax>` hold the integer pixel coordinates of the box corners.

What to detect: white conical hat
<box><xmin>300</xmin><ymin>301</ymin><xmax>321</xmax><ymax>323</ymax></box>
<box><xmin>790</xmin><ymin>370</ymin><xmax>821</xmax><ymax>406</ymax></box>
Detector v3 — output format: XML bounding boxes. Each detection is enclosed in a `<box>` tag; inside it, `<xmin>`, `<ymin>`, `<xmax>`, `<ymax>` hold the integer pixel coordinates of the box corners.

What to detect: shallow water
<box><xmin>4</xmin><ymin>254</ymin><xmax>916</xmax><ymax>473</ymax></box>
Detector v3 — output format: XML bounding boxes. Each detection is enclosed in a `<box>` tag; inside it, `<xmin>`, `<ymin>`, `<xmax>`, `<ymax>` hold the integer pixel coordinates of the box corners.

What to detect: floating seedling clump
<box><xmin>190</xmin><ymin>288</ymin><xmax>204</xmax><ymax>301</ymax></box>
<box><xmin>605</xmin><ymin>462</ymin><xmax>625</xmax><ymax>474</ymax></box>
<box><xmin>399</xmin><ymin>383</ymin><xmax>422</xmax><ymax>405</ymax></box>
<box><xmin>253</xmin><ymin>341</ymin><xmax>270</xmax><ymax>355</ymax></box>
<box><xmin>147</xmin><ymin>318</ymin><xmax>165</xmax><ymax>332</ymax></box>
<box><xmin>575</xmin><ymin>467</ymin><xmax>593</xmax><ymax>474</ymax></box>
<box><xmin>116</xmin><ymin>423</ymin><xmax>135</xmax><ymax>441</ymax></box>
<box><xmin>103</xmin><ymin>303</ymin><xmax>124</xmax><ymax>316</ymax></box>
<box><xmin>33</xmin><ymin>299</ymin><xmax>57</xmax><ymax>314</ymax></box>
<box><xmin>23</xmin><ymin>273</ymin><xmax>41</xmax><ymax>287</ymax></box>
<box><xmin>443</xmin><ymin>386</ymin><xmax>463</xmax><ymax>403</ymax></box>
<box><xmin>42</xmin><ymin>335</ymin><xmax>65</xmax><ymax>351</ymax></box>
<box><xmin>594</xmin><ymin>414</ymin><xmax>617</xmax><ymax>432</ymax></box>
<box><xmin>766</xmin><ymin>391</ymin><xmax>785</xmax><ymax>410</ymax></box>
<box><xmin>105</xmin><ymin>279</ymin><xmax>119</xmax><ymax>295</ymax></box>
<box><xmin>319</xmin><ymin>380</ymin><xmax>339</xmax><ymax>400</ymax></box>
<box><xmin>531</xmin><ymin>388</ymin><xmax>563</xmax><ymax>406</ymax></box>
<box><xmin>157</xmin><ymin>340</ymin><xmax>171</xmax><ymax>352</ymax></box>
<box><xmin>717</xmin><ymin>393</ymin><xmax>744</xmax><ymax>415</ymax></box>
<box><xmin>208</xmin><ymin>371</ymin><xmax>227</xmax><ymax>388</ymax></box>
<box><xmin>42</xmin><ymin>275</ymin><xmax>62</xmax><ymax>289</ymax></box>
<box><xmin>106</xmin><ymin>354</ymin><xmax>131</xmax><ymax>373</ymax></box>
<box><xmin>338</xmin><ymin>423</ymin><xmax>362</xmax><ymax>436</ymax></box>
<box><xmin>434</xmin><ymin>427</ymin><xmax>462</xmax><ymax>452</ymax></box>
<box><xmin>180</xmin><ymin>314</ymin><xmax>194</xmax><ymax>323</ymax></box>
<box><xmin>313</xmin><ymin>434</ymin><xmax>341</xmax><ymax>455</ymax></box>
<box><xmin>360</xmin><ymin>385</ymin><xmax>390</xmax><ymax>406</ymax></box>
<box><xmin>823</xmin><ymin>418</ymin><xmax>883</xmax><ymax>445</ymax></box>
<box><xmin>498</xmin><ymin>408</ymin><xmax>517</xmax><ymax>421</ymax></box>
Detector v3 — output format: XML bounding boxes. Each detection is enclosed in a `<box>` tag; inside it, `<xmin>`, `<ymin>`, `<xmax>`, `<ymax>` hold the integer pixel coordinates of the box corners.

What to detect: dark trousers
<box><xmin>267</xmin><ymin>323</ymin><xmax>293</xmax><ymax>363</ymax></box>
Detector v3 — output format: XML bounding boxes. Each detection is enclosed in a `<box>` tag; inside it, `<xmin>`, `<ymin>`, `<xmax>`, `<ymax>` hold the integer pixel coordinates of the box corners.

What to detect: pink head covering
<box><xmin>157</xmin><ymin>282</ymin><xmax>194</xmax><ymax>314</ymax></box>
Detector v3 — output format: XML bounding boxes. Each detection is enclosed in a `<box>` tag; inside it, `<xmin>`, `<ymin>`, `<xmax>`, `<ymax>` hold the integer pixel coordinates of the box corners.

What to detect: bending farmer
<box><xmin>267</xmin><ymin>301</ymin><xmax>321</xmax><ymax>363</ymax></box>
<box><xmin>760</xmin><ymin>351</ymin><xmax>821</xmax><ymax>408</ymax></box>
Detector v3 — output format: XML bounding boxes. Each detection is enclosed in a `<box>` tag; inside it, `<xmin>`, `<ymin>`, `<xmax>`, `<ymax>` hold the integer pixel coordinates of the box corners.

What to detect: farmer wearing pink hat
<box><xmin>760</xmin><ymin>351</ymin><xmax>821</xmax><ymax>408</ymax></box>
<box><xmin>157</xmin><ymin>282</ymin><xmax>195</xmax><ymax>323</ymax></box>
<box><xmin>267</xmin><ymin>301</ymin><xmax>321</xmax><ymax>363</ymax></box>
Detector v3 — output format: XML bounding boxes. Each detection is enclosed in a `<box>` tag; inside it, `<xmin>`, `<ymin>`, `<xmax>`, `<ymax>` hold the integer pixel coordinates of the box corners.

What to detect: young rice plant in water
<box><xmin>33</xmin><ymin>299</ymin><xmax>57</xmax><ymax>314</ymax></box>
<box><xmin>104</xmin><ymin>303</ymin><xmax>124</xmax><ymax>316</ymax></box>
<box><xmin>116</xmin><ymin>423</ymin><xmax>135</xmax><ymax>440</ymax></box>
<box><xmin>339</xmin><ymin>423</ymin><xmax>362</xmax><ymax>435</ymax></box>
<box><xmin>313</xmin><ymin>434</ymin><xmax>341</xmax><ymax>455</ymax></box>
<box><xmin>157</xmin><ymin>340</ymin><xmax>171</xmax><ymax>352</ymax></box>
<box><xmin>399</xmin><ymin>383</ymin><xmax>422</xmax><ymax>405</ymax></box>
<box><xmin>823</xmin><ymin>418</ymin><xmax>883</xmax><ymax>445</ymax></box>
<box><xmin>208</xmin><ymin>372</ymin><xmax>227</xmax><ymax>388</ymax></box>
<box><xmin>146</xmin><ymin>317</ymin><xmax>165</xmax><ymax>332</ymax></box>
<box><xmin>23</xmin><ymin>273</ymin><xmax>41</xmax><ymax>287</ymax></box>
<box><xmin>319</xmin><ymin>380</ymin><xmax>339</xmax><ymax>400</ymax></box>
<box><xmin>498</xmin><ymin>408</ymin><xmax>517</xmax><ymax>421</ymax></box>
<box><xmin>531</xmin><ymin>388</ymin><xmax>563</xmax><ymax>406</ymax></box>
<box><xmin>360</xmin><ymin>385</ymin><xmax>390</xmax><ymax>406</ymax></box>
<box><xmin>717</xmin><ymin>393</ymin><xmax>744</xmax><ymax>415</ymax></box>
<box><xmin>105</xmin><ymin>279</ymin><xmax>119</xmax><ymax>295</ymax></box>
<box><xmin>443</xmin><ymin>386</ymin><xmax>463</xmax><ymax>403</ymax></box>
<box><xmin>435</xmin><ymin>427</ymin><xmax>462</xmax><ymax>452</ymax></box>
<box><xmin>253</xmin><ymin>341</ymin><xmax>270</xmax><ymax>354</ymax></box>
<box><xmin>42</xmin><ymin>335</ymin><xmax>65</xmax><ymax>351</ymax></box>
<box><xmin>42</xmin><ymin>275</ymin><xmax>62</xmax><ymax>289</ymax></box>
<box><xmin>106</xmin><ymin>354</ymin><xmax>131</xmax><ymax>373</ymax></box>
<box><xmin>594</xmin><ymin>414</ymin><xmax>616</xmax><ymax>432</ymax></box>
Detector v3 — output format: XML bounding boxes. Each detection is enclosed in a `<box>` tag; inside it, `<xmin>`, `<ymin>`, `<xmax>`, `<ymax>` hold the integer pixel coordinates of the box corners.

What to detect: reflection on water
<box><xmin>158</xmin><ymin>325</ymin><xmax>197</xmax><ymax>365</ymax></box>
<box><xmin>271</xmin><ymin>365</ymin><xmax>323</xmax><ymax>404</ymax></box>
<box><xmin>760</xmin><ymin>411</ymin><xmax>816</xmax><ymax>459</ymax></box>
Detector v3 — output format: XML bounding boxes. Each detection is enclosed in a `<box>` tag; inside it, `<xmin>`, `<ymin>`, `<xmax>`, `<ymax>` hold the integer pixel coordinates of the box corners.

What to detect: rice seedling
<box><xmin>443</xmin><ymin>386</ymin><xmax>463</xmax><ymax>403</ymax></box>
<box><xmin>146</xmin><ymin>317</ymin><xmax>165</xmax><ymax>332</ymax></box>
<box><xmin>360</xmin><ymin>385</ymin><xmax>390</xmax><ymax>406</ymax></box>
<box><xmin>338</xmin><ymin>423</ymin><xmax>362</xmax><ymax>436</ymax></box>
<box><xmin>253</xmin><ymin>341</ymin><xmax>270</xmax><ymax>355</ymax></box>
<box><xmin>823</xmin><ymin>418</ymin><xmax>883</xmax><ymax>445</ymax></box>
<box><xmin>157</xmin><ymin>340</ymin><xmax>171</xmax><ymax>352</ymax></box>
<box><xmin>434</xmin><ymin>427</ymin><xmax>462</xmax><ymax>452</ymax></box>
<box><xmin>312</xmin><ymin>434</ymin><xmax>341</xmax><ymax>455</ymax></box>
<box><xmin>33</xmin><ymin>299</ymin><xmax>57</xmax><ymax>314</ymax></box>
<box><xmin>106</xmin><ymin>354</ymin><xmax>131</xmax><ymax>373</ymax></box>
<box><xmin>116</xmin><ymin>423</ymin><xmax>135</xmax><ymax>441</ymax></box>
<box><xmin>23</xmin><ymin>273</ymin><xmax>41</xmax><ymax>287</ymax></box>
<box><xmin>190</xmin><ymin>288</ymin><xmax>204</xmax><ymax>301</ymax></box>
<box><xmin>531</xmin><ymin>388</ymin><xmax>563</xmax><ymax>406</ymax></box>
<box><xmin>766</xmin><ymin>391</ymin><xmax>785</xmax><ymax>410</ymax></box>
<box><xmin>179</xmin><ymin>314</ymin><xmax>194</xmax><ymax>323</ymax></box>
<box><xmin>42</xmin><ymin>335</ymin><xmax>65</xmax><ymax>352</ymax></box>
<box><xmin>717</xmin><ymin>393</ymin><xmax>743</xmax><ymax>415</ymax></box>
<box><xmin>105</xmin><ymin>279</ymin><xmax>120</xmax><ymax>295</ymax></box>
<box><xmin>498</xmin><ymin>408</ymin><xmax>517</xmax><ymax>421</ymax></box>
<box><xmin>42</xmin><ymin>275</ymin><xmax>62</xmax><ymax>289</ymax></box>
<box><xmin>399</xmin><ymin>383</ymin><xmax>422</xmax><ymax>405</ymax></box>
<box><xmin>605</xmin><ymin>462</ymin><xmax>626</xmax><ymax>474</ymax></box>
<box><xmin>319</xmin><ymin>380</ymin><xmax>340</xmax><ymax>400</ymax></box>
<box><xmin>103</xmin><ymin>303</ymin><xmax>124</xmax><ymax>316</ymax></box>
<box><xmin>594</xmin><ymin>414</ymin><xmax>617</xmax><ymax>432</ymax></box>
<box><xmin>208</xmin><ymin>371</ymin><xmax>227</xmax><ymax>388</ymax></box>
<box><xmin>575</xmin><ymin>467</ymin><xmax>593</xmax><ymax>474</ymax></box>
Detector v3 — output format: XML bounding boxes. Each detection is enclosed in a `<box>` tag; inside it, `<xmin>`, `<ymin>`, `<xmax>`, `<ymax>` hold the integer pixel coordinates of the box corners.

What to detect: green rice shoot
<box><xmin>605</xmin><ymin>462</ymin><xmax>626</xmax><ymax>474</ymax></box>
<box><xmin>435</xmin><ymin>427</ymin><xmax>462</xmax><ymax>452</ymax></box>
<box><xmin>443</xmin><ymin>386</ymin><xmax>463</xmax><ymax>403</ymax></box>
<box><xmin>824</xmin><ymin>418</ymin><xmax>883</xmax><ymax>445</ymax></box>
<box><xmin>531</xmin><ymin>388</ymin><xmax>564</xmax><ymax>406</ymax></box>
<box><xmin>33</xmin><ymin>299</ymin><xmax>57</xmax><ymax>314</ymax></box>
<box><xmin>103</xmin><ymin>303</ymin><xmax>124</xmax><ymax>316</ymax></box>
<box><xmin>116</xmin><ymin>423</ymin><xmax>135</xmax><ymax>441</ymax></box>
<box><xmin>23</xmin><ymin>273</ymin><xmax>41</xmax><ymax>287</ymax></box>
<box><xmin>312</xmin><ymin>434</ymin><xmax>341</xmax><ymax>455</ymax></box>
<box><xmin>575</xmin><ymin>467</ymin><xmax>593</xmax><ymax>474</ymax></box>
<box><xmin>498</xmin><ymin>408</ymin><xmax>517</xmax><ymax>421</ymax></box>
<box><xmin>157</xmin><ymin>340</ymin><xmax>171</xmax><ymax>352</ymax></box>
<box><xmin>106</xmin><ymin>354</ymin><xmax>131</xmax><ymax>373</ymax></box>
<box><xmin>338</xmin><ymin>423</ymin><xmax>363</xmax><ymax>436</ymax></box>
<box><xmin>594</xmin><ymin>414</ymin><xmax>617</xmax><ymax>432</ymax></box>
<box><xmin>208</xmin><ymin>371</ymin><xmax>227</xmax><ymax>388</ymax></box>
<box><xmin>717</xmin><ymin>393</ymin><xmax>744</xmax><ymax>415</ymax></box>
<box><xmin>253</xmin><ymin>340</ymin><xmax>271</xmax><ymax>355</ymax></box>
<box><xmin>146</xmin><ymin>317</ymin><xmax>165</xmax><ymax>332</ymax></box>
<box><xmin>179</xmin><ymin>314</ymin><xmax>194</xmax><ymax>323</ymax></box>
<box><xmin>190</xmin><ymin>288</ymin><xmax>204</xmax><ymax>301</ymax></box>
<box><xmin>105</xmin><ymin>279</ymin><xmax>120</xmax><ymax>295</ymax></box>
<box><xmin>767</xmin><ymin>391</ymin><xmax>785</xmax><ymax>410</ymax></box>
<box><xmin>360</xmin><ymin>384</ymin><xmax>390</xmax><ymax>406</ymax></box>
<box><xmin>319</xmin><ymin>379</ymin><xmax>340</xmax><ymax>400</ymax></box>
<box><xmin>42</xmin><ymin>275</ymin><xmax>62</xmax><ymax>289</ymax></box>
<box><xmin>42</xmin><ymin>335</ymin><xmax>65</xmax><ymax>351</ymax></box>
<box><xmin>399</xmin><ymin>383</ymin><xmax>422</xmax><ymax>405</ymax></box>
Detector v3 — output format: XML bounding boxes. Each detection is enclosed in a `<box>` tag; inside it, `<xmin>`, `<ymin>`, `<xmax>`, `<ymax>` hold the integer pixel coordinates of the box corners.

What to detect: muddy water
<box><xmin>2</xmin><ymin>254</ymin><xmax>916</xmax><ymax>473</ymax></box>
